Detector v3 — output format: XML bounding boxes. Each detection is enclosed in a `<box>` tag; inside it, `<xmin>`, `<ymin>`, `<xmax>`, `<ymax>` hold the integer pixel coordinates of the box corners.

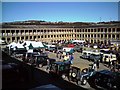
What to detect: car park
<box><xmin>49</xmin><ymin>61</ymin><xmax>71</xmax><ymax>79</ymax></box>
<box><xmin>88</xmin><ymin>70</ymin><xmax>120</xmax><ymax>89</ymax></box>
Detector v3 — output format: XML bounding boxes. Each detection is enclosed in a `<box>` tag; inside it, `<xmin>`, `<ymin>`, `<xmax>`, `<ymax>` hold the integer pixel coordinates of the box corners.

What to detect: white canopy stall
<box><xmin>72</xmin><ymin>40</ymin><xmax>85</xmax><ymax>43</ymax></box>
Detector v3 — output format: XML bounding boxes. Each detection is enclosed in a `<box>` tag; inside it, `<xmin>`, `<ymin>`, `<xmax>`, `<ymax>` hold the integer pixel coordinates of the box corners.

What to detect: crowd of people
<box><xmin>56</xmin><ymin>49</ymin><xmax>74</xmax><ymax>65</ymax></box>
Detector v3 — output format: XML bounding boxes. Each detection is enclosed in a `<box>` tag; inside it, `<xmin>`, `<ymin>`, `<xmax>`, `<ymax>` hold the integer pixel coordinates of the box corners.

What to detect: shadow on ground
<box><xmin>2</xmin><ymin>51</ymin><xmax>87</xmax><ymax>90</ymax></box>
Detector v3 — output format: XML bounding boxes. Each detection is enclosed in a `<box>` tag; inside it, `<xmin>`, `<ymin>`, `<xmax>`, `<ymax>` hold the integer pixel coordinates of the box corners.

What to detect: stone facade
<box><xmin>1</xmin><ymin>24</ymin><xmax>120</xmax><ymax>44</ymax></box>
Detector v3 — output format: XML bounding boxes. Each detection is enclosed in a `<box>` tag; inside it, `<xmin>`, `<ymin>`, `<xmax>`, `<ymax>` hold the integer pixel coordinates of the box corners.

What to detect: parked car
<box><xmin>22</xmin><ymin>52</ymin><xmax>40</xmax><ymax>63</ymax></box>
<box><xmin>89</xmin><ymin>52</ymin><xmax>102</xmax><ymax>62</ymax></box>
<box><xmin>68</xmin><ymin>66</ymin><xmax>81</xmax><ymax>85</ymax></box>
<box><xmin>88</xmin><ymin>70</ymin><xmax>120</xmax><ymax>89</ymax></box>
<box><xmin>55</xmin><ymin>46</ymin><xmax>63</xmax><ymax>53</ymax></box>
<box><xmin>48</xmin><ymin>46</ymin><xmax>56</xmax><ymax>52</ymax></box>
<box><xmin>102</xmin><ymin>53</ymin><xmax>117</xmax><ymax>63</ymax></box>
<box><xmin>13</xmin><ymin>49</ymin><xmax>27</xmax><ymax>58</ymax></box>
<box><xmin>49</xmin><ymin>61</ymin><xmax>71</xmax><ymax>79</ymax></box>
<box><xmin>31</xmin><ymin>53</ymin><xmax>49</xmax><ymax>67</ymax></box>
<box><xmin>74</xmin><ymin>45</ymin><xmax>83</xmax><ymax>53</ymax></box>
<box><xmin>63</xmin><ymin>47</ymin><xmax>74</xmax><ymax>54</ymax></box>
<box><xmin>68</xmin><ymin>64</ymin><xmax>96</xmax><ymax>86</ymax></box>
<box><xmin>80</xmin><ymin>51</ymin><xmax>93</xmax><ymax>59</ymax></box>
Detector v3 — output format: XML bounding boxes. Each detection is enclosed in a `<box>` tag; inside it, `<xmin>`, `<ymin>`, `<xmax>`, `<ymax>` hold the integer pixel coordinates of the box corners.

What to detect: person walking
<box><xmin>96</xmin><ymin>59</ymin><xmax>100</xmax><ymax>69</ymax></box>
<box><xmin>92</xmin><ymin>62</ymin><xmax>97</xmax><ymax>71</ymax></box>
<box><xmin>46</xmin><ymin>59</ymin><xmax>50</xmax><ymax>71</ymax></box>
<box><xmin>56</xmin><ymin>50</ymin><xmax>59</xmax><ymax>58</ymax></box>
<box><xmin>108</xmin><ymin>57</ymin><xmax>111</xmax><ymax>68</ymax></box>
<box><xmin>59</xmin><ymin>51</ymin><xmax>62</xmax><ymax>59</ymax></box>
<box><xmin>63</xmin><ymin>49</ymin><xmax>66</xmax><ymax>58</ymax></box>
<box><xmin>69</xmin><ymin>54</ymin><xmax>74</xmax><ymax>64</ymax></box>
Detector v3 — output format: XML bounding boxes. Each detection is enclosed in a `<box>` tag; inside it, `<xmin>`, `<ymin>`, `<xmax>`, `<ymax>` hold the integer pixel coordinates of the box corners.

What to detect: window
<box><xmin>112</xmin><ymin>34</ymin><xmax>115</xmax><ymax>38</ymax></box>
<box><xmin>6</xmin><ymin>30</ymin><xmax>10</xmax><ymax>33</ymax></box>
<box><xmin>79</xmin><ymin>29</ymin><xmax>81</xmax><ymax>32</ymax></box>
<box><xmin>75</xmin><ymin>34</ymin><xmax>76</xmax><ymax>37</ymax></box>
<box><xmin>94</xmin><ymin>29</ymin><xmax>96</xmax><ymax>32</ymax></box>
<box><xmin>83</xmin><ymin>34</ymin><xmax>84</xmax><ymax>38</ymax></box>
<box><xmin>108</xmin><ymin>34</ymin><xmax>111</xmax><ymax>38</ymax></box>
<box><xmin>108</xmin><ymin>28</ymin><xmax>111</xmax><ymax>32</ymax></box>
<box><xmin>11</xmin><ymin>30</ymin><xmax>15</xmax><ymax>35</ymax></box>
<box><xmin>7</xmin><ymin>38</ymin><xmax>10</xmax><ymax>41</ymax></box>
<box><xmin>75</xmin><ymin>29</ymin><xmax>77</xmax><ymax>32</ymax></box>
<box><xmin>30</xmin><ymin>36</ymin><xmax>32</xmax><ymax>39</ymax></box>
<box><xmin>117</xmin><ymin>34</ymin><xmax>119</xmax><ymax>39</ymax></box>
<box><xmin>101</xmin><ymin>34</ymin><xmax>103</xmax><ymax>38</ymax></box>
<box><xmin>98</xmin><ymin>34</ymin><xmax>100</xmax><ymax>37</ymax></box>
<box><xmin>26</xmin><ymin>36</ymin><xmax>28</xmax><ymax>40</ymax></box>
<box><xmin>101</xmin><ymin>28</ymin><xmax>103</xmax><ymax>32</ymax></box>
<box><xmin>83</xmin><ymin>29</ymin><xmax>84</xmax><ymax>32</ymax></box>
<box><xmin>33</xmin><ymin>30</ymin><xmax>36</xmax><ymax>32</ymax></box>
<box><xmin>91</xmin><ymin>29</ymin><xmax>93</xmax><ymax>32</ymax></box>
<box><xmin>94</xmin><ymin>34</ymin><xmax>96</xmax><ymax>37</ymax></box>
<box><xmin>91</xmin><ymin>34</ymin><xmax>93</xmax><ymax>37</ymax></box>
<box><xmin>45</xmin><ymin>35</ymin><xmax>47</xmax><ymax>38</ymax></box>
<box><xmin>41</xmin><ymin>30</ymin><xmax>43</xmax><ymax>32</ymax></box>
<box><xmin>12</xmin><ymin>37</ymin><xmax>15</xmax><ymax>41</ymax></box>
<box><xmin>105</xmin><ymin>28</ymin><xmax>107</xmax><ymax>32</ymax></box>
<box><xmin>44</xmin><ymin>30</ymin><xmax>46</xmax><ymax>33</ymax></box>
<box><xmin>34</xmin><ymin>36</ymin><xmax>36</xmax><ymax>39</ymax></box>
<box><xmin>112</xmin><ymin>28</ymin><xmax>115</xmax><ymax>32</ymax></box>
<box><xmin>105</xmin><ymin>34</ymin><xmax>107</xmax><ymax>38</ymax></box>
<box><xmin>117</xmin><ymin>28</ymin><xmax>120</xmax><ymax>32</ymax></box>
<box><xmin>25</xmin><ymin>30</ymin><xmax>28</xmax><ymax>33</ymax></box>
<box><xmin>2</xmin><ymin>30</ymin><xmax>5</xmax><ymax>33</ymax></box>
<box><xmin>98</xmin><ymin>28</ymin><xmax>100</xmax><ymax>32</ymax></box>
<box><xmin>2</xmin><ymin>37</ymin><xmax>5</xmax><ymax>40</ymax></box>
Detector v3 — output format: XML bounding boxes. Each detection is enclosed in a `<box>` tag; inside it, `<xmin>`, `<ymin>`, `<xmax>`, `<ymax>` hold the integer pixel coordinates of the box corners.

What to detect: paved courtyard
<box><xmin>48</xmin><ymin>51</ymin><xmax>109</xmax><ymax>71</ymax></box>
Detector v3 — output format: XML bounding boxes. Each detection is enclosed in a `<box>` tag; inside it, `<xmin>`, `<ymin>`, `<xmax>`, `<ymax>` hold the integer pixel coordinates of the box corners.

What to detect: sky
<box><xmin>2</xmin><ymin>2</ymin><xmax>119</xmax><ymax>23</ymax></box>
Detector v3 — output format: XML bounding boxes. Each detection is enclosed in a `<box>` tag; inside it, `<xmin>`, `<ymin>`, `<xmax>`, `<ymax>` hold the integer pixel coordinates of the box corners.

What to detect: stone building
<box><xmin>1</xmin><ymin>21</ymin><xmax>120</xmax><ymax>45</ymax></box>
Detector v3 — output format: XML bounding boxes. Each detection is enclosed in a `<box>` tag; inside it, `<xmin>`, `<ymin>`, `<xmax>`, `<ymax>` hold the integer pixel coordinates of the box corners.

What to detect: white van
<box><xmin>102</xmin><ymin>54</ymin><xmax>117</xmax><ymax>63</ymax></box>
<box><xmin>80</xmin><ymin>51</ymin><xmax>93</xmax><ymax>59</ymax></box>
